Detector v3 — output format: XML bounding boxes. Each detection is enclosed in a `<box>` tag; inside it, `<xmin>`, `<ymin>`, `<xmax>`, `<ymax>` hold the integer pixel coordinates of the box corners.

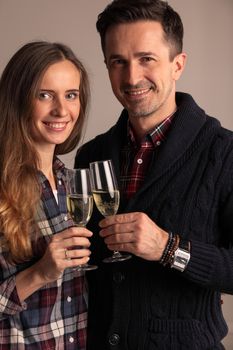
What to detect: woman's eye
<box><xmin>66</xmin><ymin>92</ymin><xmax>79</xmax><ymax>100</ymax></box>
<box><xmin>38</xmin><ymin>92</ymin><xmax>51</xmax><ymax>100</ymax></box>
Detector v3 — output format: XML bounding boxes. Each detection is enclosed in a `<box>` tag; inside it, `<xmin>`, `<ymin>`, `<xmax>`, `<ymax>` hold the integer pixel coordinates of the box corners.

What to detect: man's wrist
<box><xmin>159</xmin><ymin>233</ymin><xmax>191</xmax><ymax>272</ymax></box>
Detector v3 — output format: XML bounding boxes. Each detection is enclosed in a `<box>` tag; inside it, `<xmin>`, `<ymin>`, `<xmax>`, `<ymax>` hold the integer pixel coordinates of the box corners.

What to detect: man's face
<box><xmin>105</xmin><ymin>20</ymin><xmax>185</xmax><ymax>123</ymax></box>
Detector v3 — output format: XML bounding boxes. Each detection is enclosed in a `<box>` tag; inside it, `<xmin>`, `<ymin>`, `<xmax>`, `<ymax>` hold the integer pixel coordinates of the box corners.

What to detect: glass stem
<box><xmin>113</xmin><ymin>250</ymin><xmax>122</xmax><ymax>257</ymax></box>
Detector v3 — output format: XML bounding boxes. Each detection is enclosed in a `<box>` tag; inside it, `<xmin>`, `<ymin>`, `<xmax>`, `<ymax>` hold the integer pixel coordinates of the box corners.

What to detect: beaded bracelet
<box><xmin>166</xmin><ymin>234</ymin><xmax>180</xmax><ymax>266</ymax></box>
<box><xmin>159</xmin><ymin>233</ymin><xmax>180</xmax><ymax>267</ymax></box>
<box><xmin>159</xmin><ymin>232</ymin><xmax>175</xmax><ymax>266</ymax></box>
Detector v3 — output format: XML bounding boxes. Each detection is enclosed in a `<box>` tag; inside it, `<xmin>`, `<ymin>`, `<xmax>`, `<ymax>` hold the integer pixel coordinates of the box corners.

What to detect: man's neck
<box><xmin>128</xmin><ymin>106</ymin><xmax>177</xmax><ymax>141</ymax></box>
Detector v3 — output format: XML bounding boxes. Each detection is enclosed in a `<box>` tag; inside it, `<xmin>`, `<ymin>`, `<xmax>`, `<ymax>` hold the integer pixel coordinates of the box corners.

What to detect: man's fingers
<box><xmin>99</xmin><ymin>212</ymin><xmax>141</xmax><ymax>228</ymax></box>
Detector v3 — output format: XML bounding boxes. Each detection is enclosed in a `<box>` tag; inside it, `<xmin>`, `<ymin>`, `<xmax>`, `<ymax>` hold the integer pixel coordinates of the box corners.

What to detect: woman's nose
<box><xmin>51</xmin><ymin>98</ymin><xmax>68</xmax><ymax>117</ymax></box>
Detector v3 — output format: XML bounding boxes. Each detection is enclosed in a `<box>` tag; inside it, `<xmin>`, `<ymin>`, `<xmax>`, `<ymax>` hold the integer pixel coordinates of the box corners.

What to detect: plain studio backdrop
<box><xmin>0</xmin><ymin>0</ymin><xmax>233</xmax><ymax>348</ymax></box>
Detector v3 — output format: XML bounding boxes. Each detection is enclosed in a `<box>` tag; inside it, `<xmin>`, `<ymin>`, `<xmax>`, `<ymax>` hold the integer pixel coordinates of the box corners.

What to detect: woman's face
<box><xmin>31</xmin><ymin>60</ymin><xmax>81</xmax><ymax>153</ymax></box>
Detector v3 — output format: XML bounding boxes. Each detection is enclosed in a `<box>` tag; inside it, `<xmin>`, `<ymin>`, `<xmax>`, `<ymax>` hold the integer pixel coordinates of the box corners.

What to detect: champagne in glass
<box><xmin>66</xmin><ymin>194</ymin><xmax>93</xmax><ymax>226</ymax></box>
<box><xmin>65</xmin><ymin>168</ymin><xmax>97</xmax><ymax>271</ymax></box>
<box><xmin>92</xmin><ymin>189</ymin><xmax>120</xmax><ymax>217</ymax></box>
<box><xmin>90</xmin><ymin>159</ymin><xmax>131</xmax><ymax>263</ymax></box>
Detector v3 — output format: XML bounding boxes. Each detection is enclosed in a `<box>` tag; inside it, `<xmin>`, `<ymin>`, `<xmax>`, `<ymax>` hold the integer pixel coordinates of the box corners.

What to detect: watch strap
<box><xmin>170</xmin><ymin>239</ymin><xmax>190</xmax><ymax>272</ymax></box>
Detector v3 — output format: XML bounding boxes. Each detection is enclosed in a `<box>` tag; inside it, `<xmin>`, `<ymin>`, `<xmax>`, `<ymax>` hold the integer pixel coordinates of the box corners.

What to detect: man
<box><xmin>75</xmin><ymin>1</ymin><xmax>233</xmax><ymax>349</ymax></box>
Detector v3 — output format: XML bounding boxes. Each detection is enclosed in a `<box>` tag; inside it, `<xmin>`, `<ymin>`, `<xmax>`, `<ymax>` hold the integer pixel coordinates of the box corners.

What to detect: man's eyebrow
<box><xmin>135</xmin><ymin>51</ymin><xmax>157</xmax><ymax>57</ymax></box>
<box><xmin>108</xmin><ymin>51</ymin><xmax>157</xmax><ymax>60</ymax></box>
<box><xmin>108</xmin><ymin>54</ymin><xmax>124</xmax><ymax>60</ymax></box>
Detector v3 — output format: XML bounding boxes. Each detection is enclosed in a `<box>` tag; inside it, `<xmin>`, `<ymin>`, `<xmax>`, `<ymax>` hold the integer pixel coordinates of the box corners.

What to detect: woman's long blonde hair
<box><xmin>0</xmin><ymin>41</ymin><xmax>90</xmax><ymax>262</ymax></box>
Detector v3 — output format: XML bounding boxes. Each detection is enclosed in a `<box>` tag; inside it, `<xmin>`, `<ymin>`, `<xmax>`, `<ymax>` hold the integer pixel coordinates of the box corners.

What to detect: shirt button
<box><xmin>22</xmin><ymin>302</ymin><xmax>27</xmax><ymax>310</ymax></box>
<box><xmin>137</xmin><ymin>158</ymin><xmax>143</xmax><ymax>164</ymax></box>
<box><xmin>113</xmin><ymin>272</ymin><xmax>125</xmax><ymax>284</ymax></box>
<box><xmin>67</xmin><ymin>296</ymin><xmax>72</xmax><ymax>302</ymax></box>
<box><xmin>69</xmin><ymin>336</ymin><xmax>74</xmax><ymax>343</ymax></box>
<box><xmin>64</xmin><ymin>215</ymin><xmax>68</xmax><ymax>221</ymax></box>
<box><xmin>156</xmin><ymin>140</ymin><xmax>161</xmax><ymax>146</ymax></box>
<box><xmin>109</xmin><ymin>333</ymin><xmax>120</xmax><ymax>346</ymax></box>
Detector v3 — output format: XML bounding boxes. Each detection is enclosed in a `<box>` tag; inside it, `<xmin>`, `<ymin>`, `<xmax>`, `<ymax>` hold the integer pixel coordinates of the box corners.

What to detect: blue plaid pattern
<box><xmin>0</xmin><ymin>158</ymin><xmax>87</xmax><ymax>349</ymax></box>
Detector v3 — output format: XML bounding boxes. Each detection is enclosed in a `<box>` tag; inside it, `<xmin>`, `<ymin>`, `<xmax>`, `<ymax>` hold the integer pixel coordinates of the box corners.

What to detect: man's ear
<box><xmin>173</xmin><ymin>52</ymin><xmax>187</xmax><ymax>81</ymax></box>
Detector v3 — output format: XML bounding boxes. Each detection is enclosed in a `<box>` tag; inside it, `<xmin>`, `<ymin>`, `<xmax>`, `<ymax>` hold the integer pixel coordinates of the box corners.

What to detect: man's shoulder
<box><xmin>74</xmin><ymin>115</ymin><xmax>126</xmax><ymax>168</ymax></box>
<box><xmin>218</xmin><ymin>125</ymin><xmax>233</xmax><ymax>151</ymax></box>
<box><xmin>207</xmin><ymin>114</ymin><xmax>233</xmax><ymax>140</ymax></box>
<box><xmin>76</xmin><ymin>111</ymin><xmax>128</xmax><ymax>156</ymax></box>
<box><xmin>203</xmin><ymin>117</ymin><xmax>233</xmax><ymax>162</ymax></box>
<box><xmin>75</xmin><ymin>132</ymin><xmax>109</xmax><ymax>168</ymax></box>
<box><xmin>79</xmin><ymin>124</ymin><xmax>116</xmax><ymax>151</ymax></box>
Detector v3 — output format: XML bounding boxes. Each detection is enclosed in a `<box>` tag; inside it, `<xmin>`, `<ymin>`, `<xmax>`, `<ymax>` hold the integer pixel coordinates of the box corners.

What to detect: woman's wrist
<box><xmin>16</xmin><ymin>263</ymin><xmax>49</xmax><ymax>302</ymax></box>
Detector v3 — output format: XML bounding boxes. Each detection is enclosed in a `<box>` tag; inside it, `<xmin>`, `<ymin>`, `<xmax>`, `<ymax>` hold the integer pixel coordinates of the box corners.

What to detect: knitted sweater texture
<box><xmin>75</xmin><ymin>93</ymin><xmax>233</xmax><ymax>350</ymax></box>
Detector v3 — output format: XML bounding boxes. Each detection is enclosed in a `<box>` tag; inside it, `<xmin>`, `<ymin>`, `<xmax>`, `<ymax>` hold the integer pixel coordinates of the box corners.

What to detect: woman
<box><xmin>0</xmin><ymin>41</ymin><xmax>92</xmax><ymax>349</ymax></box>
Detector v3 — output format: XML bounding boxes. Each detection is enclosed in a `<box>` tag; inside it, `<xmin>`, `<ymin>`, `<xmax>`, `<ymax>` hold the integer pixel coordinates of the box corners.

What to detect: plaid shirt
<box><xmin>120</xmin><ymin>115</ymin><xmax>174</xmax><ymax>199</ymax></box>
<box><xmin>0</xmin><ymin>158</ymin><xmax>87</xmax><ymax>349</ymax></box>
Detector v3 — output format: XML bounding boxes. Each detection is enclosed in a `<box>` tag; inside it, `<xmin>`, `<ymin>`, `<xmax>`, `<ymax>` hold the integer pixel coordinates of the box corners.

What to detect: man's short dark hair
<box><xmin>96</xmin><ymin>0</ymin><xmax>184</xmax><ymax>60</ymax></box>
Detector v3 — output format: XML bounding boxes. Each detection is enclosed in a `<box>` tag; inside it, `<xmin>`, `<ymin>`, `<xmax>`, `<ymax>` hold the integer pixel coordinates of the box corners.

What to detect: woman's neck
<box><xmin>38</xmin><ymin>149</ymin><xmax>56</xmax><ymax>190</ymax></box>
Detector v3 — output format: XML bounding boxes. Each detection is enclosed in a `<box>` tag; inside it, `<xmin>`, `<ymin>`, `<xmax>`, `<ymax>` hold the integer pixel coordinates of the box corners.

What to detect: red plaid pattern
<box><xmin>120</xmin><ymin>115</ymin><xmax>175</xmax><ymax>199</ymax></box>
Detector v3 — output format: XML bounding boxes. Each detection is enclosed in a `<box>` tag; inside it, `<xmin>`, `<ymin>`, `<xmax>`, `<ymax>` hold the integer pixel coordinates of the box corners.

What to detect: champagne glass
<box><xmin>65</xmin><ymin>168</ymin><xmax>97</xmax><ymax>271</ymax></box>
<box><xmin>90</xmin><ymin>159</ymin><xmax>131</xmax><ymax>263</ymax></box>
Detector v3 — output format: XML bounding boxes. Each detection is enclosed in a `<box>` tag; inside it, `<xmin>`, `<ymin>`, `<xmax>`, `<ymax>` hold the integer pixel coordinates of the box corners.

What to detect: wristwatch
<box><xmin>171</xmin><ymin>240</ymin><xmax>190</xmax><ymax>272</ymax></box>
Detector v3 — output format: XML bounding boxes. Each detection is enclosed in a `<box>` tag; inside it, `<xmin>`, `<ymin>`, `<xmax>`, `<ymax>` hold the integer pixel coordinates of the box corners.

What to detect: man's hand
<box><xmin>99</xmin><ymin>212</ymin><xmax>169</xmax><ymax>261</ymax></box>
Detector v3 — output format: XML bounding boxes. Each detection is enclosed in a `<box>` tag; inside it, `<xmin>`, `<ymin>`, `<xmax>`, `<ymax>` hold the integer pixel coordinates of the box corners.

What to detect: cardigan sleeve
<box><xmin>184</xmin><ymin>184</ymin><xmax>233</xmax><ymax>294</ymax></box>
<box><xmin>184</xmin><ymin>240</ymin><xmax>233</xmax><ymax>294</ymax></box>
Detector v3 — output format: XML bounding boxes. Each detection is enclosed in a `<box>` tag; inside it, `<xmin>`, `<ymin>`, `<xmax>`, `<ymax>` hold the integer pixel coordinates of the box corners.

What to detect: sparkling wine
<box><xmin>92</xmin><ymin>190</ymin><xmax>120</xmax><ymax>217</ymax></box>
<box><xmin>67</xmin><ymin>194</ymin><xmax>93</xmax><ymax>226</ymax></box>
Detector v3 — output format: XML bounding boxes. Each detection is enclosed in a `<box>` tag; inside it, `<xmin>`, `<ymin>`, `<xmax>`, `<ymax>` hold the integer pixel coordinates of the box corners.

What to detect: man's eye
<box><xmin>115</xmin><ymin>59</ymin><xmax>125</xmax><ymax>65</ymax></box>
<box><xmin>141</xmin><ymin>57</ymin><xmax>154</xmax><ymax>62</ymax></box>
<box><xmin>110</xmin><ymin>59</ymin><xmax>126</xmax><ymax>67</ymax></box>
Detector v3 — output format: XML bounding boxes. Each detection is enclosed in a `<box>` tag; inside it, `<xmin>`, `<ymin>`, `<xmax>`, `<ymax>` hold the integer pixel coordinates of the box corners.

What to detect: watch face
<box><xmin>172</xmin><ymin>248</ymin><xmax>190</xmax><ymax>272</ymax></box>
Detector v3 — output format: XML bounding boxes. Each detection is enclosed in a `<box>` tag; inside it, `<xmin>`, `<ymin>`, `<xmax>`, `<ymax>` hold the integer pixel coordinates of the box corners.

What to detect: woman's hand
<box><xmin>16</xmin><ymin>227</ymin><xmax>93</xmax><ymax>301</ymax></box>
<box><xmin>36</xmin><ymin>226</ymin><xmax>93</xmax><ymax>282</ymax></box>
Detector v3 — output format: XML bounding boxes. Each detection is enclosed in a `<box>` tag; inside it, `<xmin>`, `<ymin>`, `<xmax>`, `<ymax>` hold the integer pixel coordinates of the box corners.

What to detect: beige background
<box><xmin>0</xmin><ymin>0</ymin><xmax>233</xmax><ymax>347</ymax></box>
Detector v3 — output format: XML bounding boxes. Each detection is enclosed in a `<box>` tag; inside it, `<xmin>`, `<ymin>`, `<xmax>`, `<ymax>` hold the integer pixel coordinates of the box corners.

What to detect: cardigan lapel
<box><xmin>121</xmin><ymin>93</ymin><xmax>220</xmax><ymax>207</ymax></box>
<box><xmin>101</xmin><ymin>93</ymin><xmax>221</xmax><ymax>210</ymax></box>
<box><xmin>103</xmin><ymin>111</ymin><xmax>128</xmax><ymax>182</ymax></box>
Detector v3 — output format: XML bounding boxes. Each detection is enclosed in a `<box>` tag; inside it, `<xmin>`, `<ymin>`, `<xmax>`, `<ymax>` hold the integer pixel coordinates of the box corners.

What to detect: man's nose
<box><xmin>124</xmin><ymin>62</ymin><xmax>142</xmax><ymax>87</ymax></box>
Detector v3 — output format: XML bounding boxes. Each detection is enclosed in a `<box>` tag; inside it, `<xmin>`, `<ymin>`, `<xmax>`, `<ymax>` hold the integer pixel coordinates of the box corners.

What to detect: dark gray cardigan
<box><xmin>75</xmin><ymin>92</ymin><xmax>233</xmax><ymax>350</ymax></box>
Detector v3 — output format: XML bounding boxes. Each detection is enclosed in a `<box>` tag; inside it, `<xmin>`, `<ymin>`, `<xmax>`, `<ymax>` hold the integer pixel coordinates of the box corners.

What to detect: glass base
<box><xmin>103</xmin><ymin>251</ymin><xmax>132</xmax><ymax>263</ymax></box>
<box><xmin>76</xmin><ymin>263</ymin><xmax>98</xmax><ymax>271</ymax></box>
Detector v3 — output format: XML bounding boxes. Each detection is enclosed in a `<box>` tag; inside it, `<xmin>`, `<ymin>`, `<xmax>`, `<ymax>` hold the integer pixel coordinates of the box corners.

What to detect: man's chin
<box><xmin>128</xmin><ymin>109</ymin><xmax>155</xmax><ymax>119</ymax></box>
